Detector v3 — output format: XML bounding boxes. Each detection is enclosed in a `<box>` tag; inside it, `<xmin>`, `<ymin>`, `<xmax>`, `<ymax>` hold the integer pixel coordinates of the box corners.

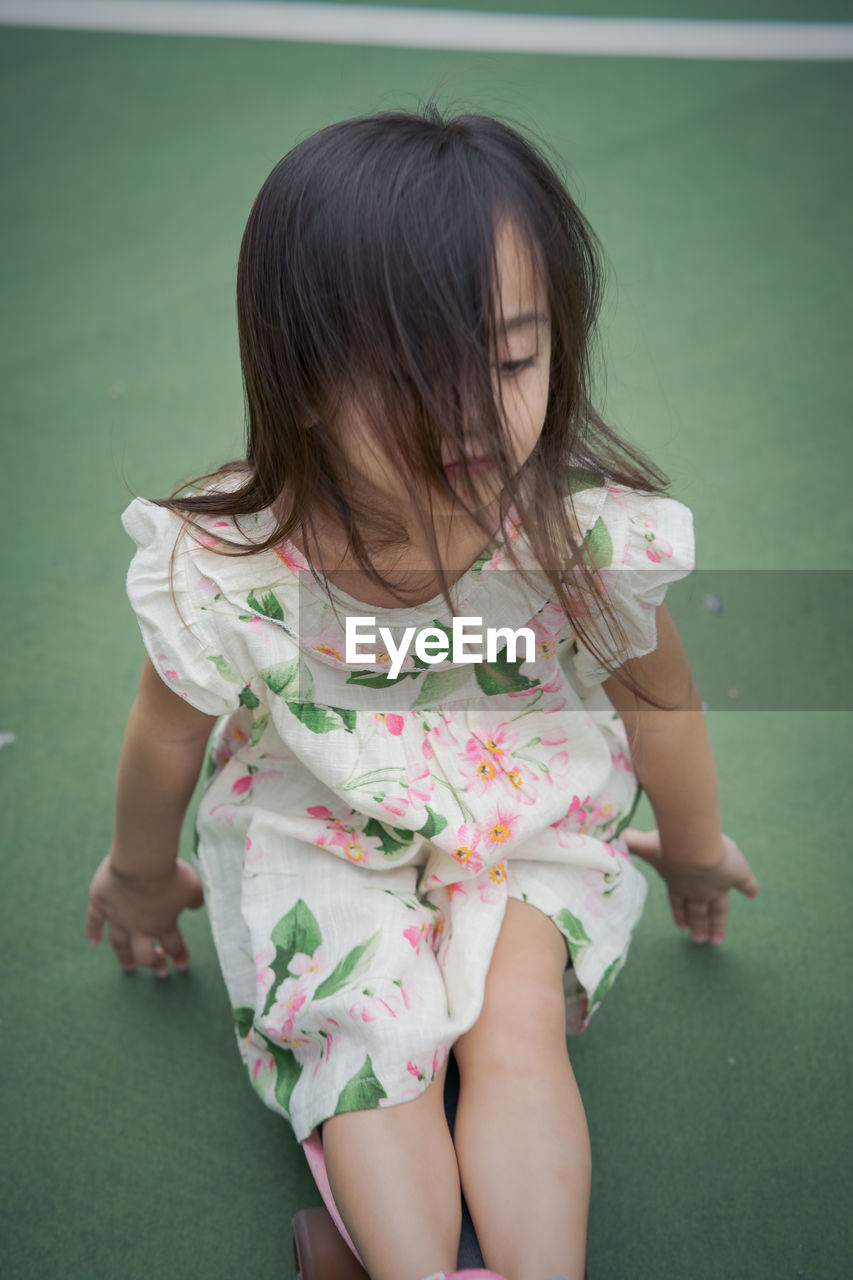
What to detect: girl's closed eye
<box><xmin>497</xmin><ymin>355</ymin><xmax>536</xmax><ymax>375</ymax></box>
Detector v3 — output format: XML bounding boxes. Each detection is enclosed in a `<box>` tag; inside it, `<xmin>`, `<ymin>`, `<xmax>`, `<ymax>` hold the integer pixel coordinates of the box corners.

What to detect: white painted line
<box><xmin>0</xmin><ymin>1</ymin><xmax>851</xmax><ymax>60</ymax></box>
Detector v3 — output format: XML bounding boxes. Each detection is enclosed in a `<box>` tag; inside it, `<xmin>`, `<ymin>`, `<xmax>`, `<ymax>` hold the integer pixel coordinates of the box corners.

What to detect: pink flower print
<box><xmin>421</xmin><ymin>713</ymin><xmax>457</xmax><ymax>762</ymax></box>
<box><xmin>232</xmin><ymin>774</ymin><xmax>253</xmax><ymax>797</ymax></box>
<box><xmin>342</xmin><ymin>838</ymin><xmax>369</xmax><ymax>865</ymax></box>
<box><xmin>349</xmin><ymin>989</ymin><xmax>400</xmax><ymax>1022</ymax></box>
<box><xmin>380</xmin><ymin>765</ymin><xmax>433</xmax><ymax>821</ymax></box>
<box><xmin>611</xmin><ymin>749</ymin><xmax>632</xmax><ymax>773</ymax></box>
<box><xmin>458</xmin><ymin>745</ymin><xmax>501</xmax><ymax>795</ymax></box>
<box><xmin>244</xmin><ymin>836</ymin><xmax>265</xmax><ymax>865</ymax></box>
<box><xmin>552</xmin><ymin>795</ymin><xmax>592</xmax><ymax>846</ymax></box>
<box><xmin>645</xmin><ymin>538</ymin><xmax>673</xmax><ymax>564</ymax></box>
<box><xmin>266</xmin><ymin>977</ymin><xmax>310</xmax><ymax>1043</ymax></box>
<box><xmin>254</xmin><ymin>944</ymin><xmax>277</xmax><ymax>994</ymax></box>
<box><xmin>244</xmin><ymin>1027</ymin><xmax>275</xmax><ymax>1081</ymax></box>
<box><xmin>309</xmin><ymin>809</ymin><xmax>371</xmax><ymax>865</ymax></box>
<box><xmin>485</xmin><ymin>806</ymin><xmax>519</xmax><ymax>849</ymax></box>
<box><xmin>529</xmin><ymin>604</ymin><xmax>564</xmax><ymax>663</ymax></box>
<box><xmin>290</xmin><ymin>948</ymin><xmax>327</xmax><ymax>982</ymax></box>
<box><xmin>314</xmin><ymin>637</ymin><xmax>345</xmax><ymax>664</ymax></box>
<box><xmin>207</xmin><ymin>802</ymin><xmax>241</xmax><ymax>826</ymax></box>
<box><xmin>540</xmin><ymin>748</ymin><xmax>571</xmax><ymax>793</ymax></box>
<box><xmin>403</xmin><ymin>922</ymin><xmax>428</xmax><ymax>955</ymax></box>
<box><xmin>273</xmin><ymin>543</ymin><xmax>306</xmax><ymax>573</ymax></box>
<box><xmin>642</xmin><ymin>517</ymin><xmax>673</xmax><ymax>564</ymax></box>
<box><xmin>307</xmin><ymin>1015</ymin><xmax>340</xmax><ymax>1079</ymax></box>
<box><xmin>497</xmin><ymin>755</ymin><xmax>540</xmax><ymax>806</ymax></box>
<box><xmin>566</xmin><ymin>794</ymin><xmax>591</xmax><ymax>826</ymax></box>
<box><xmin>451</xmin><ymin>824</ymin><xmax>484</xmax><ymax>874</ymax></box>
<box><xmin>405</xmin><ymin>1047</ymin><xmax>446</xmax><ymax>1087</ymax></box>
<box><xmin>588</xmin><ymin>800</ymin><xmax>616</xmax><ymax>837</ymax></box>
<box><xmin>459</xmin><ymin>727</ymin><xmax>515</xmax><ymax>794</ymax></box>
<box><xmin>156</xmin><ymin>653</ymin><xmax>180</xmax><ymax>684</ymax></box>
<box><xmin>373</xmin><ymin>712</ymin><xmax>405</xmax><ymax>737</ymax></box>
<box><xmin>479</xmin><ymin>860</ymin><xmax>509</xmax><ymax>904</ymax></box>
<box><xmin>582</xmin><ymin>869</ymin><xmax>608</xmax><ymax>919</ymax></box>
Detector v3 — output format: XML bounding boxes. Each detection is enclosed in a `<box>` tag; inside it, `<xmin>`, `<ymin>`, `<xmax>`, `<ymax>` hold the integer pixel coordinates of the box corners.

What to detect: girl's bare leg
<box><xmin>322</xmin><ymin>1061</ymin><xmax>462</xmax><ymax>1280</ymax></box>
<box><xmin>453</xmin><ymin>898</ymin><xmax>591</xmax><ymax>1280</ymax></box>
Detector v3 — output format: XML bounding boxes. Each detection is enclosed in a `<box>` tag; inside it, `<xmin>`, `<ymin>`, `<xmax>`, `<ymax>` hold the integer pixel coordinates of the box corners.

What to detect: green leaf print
<box><xmin>592</xmin><ymin>957</ymin><xmax>622</xmax><ymax>1007</ymax></box>
<box><xmin>238</xmin><ymin>685</ymin><xmax>260</xmax><ymax>710</ymax></box>
<box><xmin>362</xmin><ymin>818</ymin><xmax>414</xmax><ymax>856</ymax></box>
<box><xmin>246</xmin><ymin>588</ymin><xmax>287</xmax><ymax>624</ymax></box>
<box><xmin>345</xmin><ymin>668</ymin><xmax>421</xmax><ymax>689</ymax></box>
<box><xmin>314</xmin><ymin>931</ymin><xmax>382</xmax><ymax>1001</ymax></box>
<box><xmin>286</xmin><ymin>702</ymin><xmax>357</xmax><ymax>733</ymax></box>
<box><xmin>474</xmin><ymin>650</ymin><xmax>538</xmax><ymax>696</ymax></box>
<box><xmin>266</xmin><ymin>1039</ymin><xmax>303</xmax><ymax>1114</ymax></box>
<box><xmin>469</xmin><ymin>546</ymin><xmax>494</xmax><ymax>576</ymax></box>
<box><xmin>232</xmin><ymin>1005</ymin><xmax>255</xmax><ymax>1040</ymax></box>
<box><xmin>612</xmin><ymin>785</ymin><xmax>643</xmax><ymax>840</ymax></box>
<box><xmin>271</xmin><ymin>899</ymin><xmax>323</xmax><ymax>965</ymax></box>
<box><xmin>335</xmin><ymin>1055</ymin><xmax>388</xmax><ymax>1114</ymax></box>
<box><xmin>417</xmin><ymin>805</ymin><xmax>448</xmax><ymax>840</ymax></box>
<box><xmin>412</xmin><ymin>664</ymin><xmax>473</xmax><ymax>707</ymax></box>
<box><xmin>564</xmin><ymin>467</ymin><xmax>605</xmax><ymax>495</ymax></box>
<box><xmin>208</xmin><ymin>653</ymin><xmax>241</xmax><ymax>683</ymax></box>
<box><xmin>261</xmin><ymin>659</ymin><xmax>301</xmax><ymax>697</ymax></box>
<box><xmin>249</xmin><ymin>712</ymin><xmax>270</xmax><ymax>747</ymax></box>
<box><xmin>553</xmin><ymin>908</ymin><xmax>592</xmax><ymax>949</ymax></box>
<box><xmin>582</xmin><ymin>517</ymin><xmax>613</xmax><ymax>570</ymax></box>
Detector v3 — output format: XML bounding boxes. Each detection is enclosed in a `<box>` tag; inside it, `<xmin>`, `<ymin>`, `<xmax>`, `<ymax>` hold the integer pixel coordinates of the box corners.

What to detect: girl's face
<box><xmin>332</xmin><ymin>221</ymin><xmax>552</xmax><ymax>527</ymax></box>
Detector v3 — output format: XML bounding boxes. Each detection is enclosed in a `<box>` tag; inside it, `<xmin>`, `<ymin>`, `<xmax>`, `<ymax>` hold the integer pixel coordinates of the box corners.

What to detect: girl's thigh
<box><xmin>454</xmin><ymin>897</ymin><xmax>570</xmax><ymax>1070</ymax></box>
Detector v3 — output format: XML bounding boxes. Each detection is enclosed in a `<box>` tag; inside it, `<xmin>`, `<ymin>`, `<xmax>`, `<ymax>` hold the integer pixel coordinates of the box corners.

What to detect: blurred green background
<box><xmin>1</xmin><ymin>4</ymin><xmax>851</xmax><ymax>1278</ymax></box>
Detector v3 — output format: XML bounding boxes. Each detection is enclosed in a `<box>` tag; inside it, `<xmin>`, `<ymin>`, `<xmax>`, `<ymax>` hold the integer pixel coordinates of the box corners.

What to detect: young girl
<box><xmin>86</xmin><ymin>108</ymin><xmax>759</xmax><ymax>1280</ymax></box>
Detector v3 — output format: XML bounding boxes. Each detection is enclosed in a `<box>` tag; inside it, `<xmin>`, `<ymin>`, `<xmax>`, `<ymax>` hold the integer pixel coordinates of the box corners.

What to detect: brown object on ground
<box><xmin>292</xmin><ymin>1206</ymin><xmax>369</xmax><ymax>1280</ymax></box>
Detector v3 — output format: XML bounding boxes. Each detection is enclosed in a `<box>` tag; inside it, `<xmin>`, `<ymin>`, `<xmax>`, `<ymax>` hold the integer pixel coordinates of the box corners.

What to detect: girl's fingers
<box><xmin>707</xmin><ymin>894</ymin><xmax>730</xmax><ymax>946</ymax></box>
<box><xmin>130</xmin><ymin>931</ymin><xmax>169</xmax><ymax>976</ymax></box>
<box><xmin>85</xmin><ymin>901</ymin><xmax>104</xmax><ymax>945</ymax></box>
<box><xmin>668</xmin><ymin>892</ymin><xmax>688</xmax><ymax>931</ymax></box>
<box><xmin>108</xmin><ymin>923</ymin><xmax>137</xmax><ymax>972</ymax></box>
<box><xmin>684</xmin><ymin>898</ymin><xmax>711</xmax><ymax>943</ymax></box>
<box><xmin>158</xmin><ymin>927</ymin><xmax>191</xmax><ymax>972</ymax></box>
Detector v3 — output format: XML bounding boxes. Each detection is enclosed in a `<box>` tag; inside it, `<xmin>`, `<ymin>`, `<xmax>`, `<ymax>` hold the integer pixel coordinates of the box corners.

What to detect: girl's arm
<box><xmin>86</xmin><ymin>658</ymin><xmax>218</xmax><ymax>975</ymax></box>
<box><xmin>602</xmin><ymin>606</ymin><xmax>759</xmax><ymax>945</ymax></box>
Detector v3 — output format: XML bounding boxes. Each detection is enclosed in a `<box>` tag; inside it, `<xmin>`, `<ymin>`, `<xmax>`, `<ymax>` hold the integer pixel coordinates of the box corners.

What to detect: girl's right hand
<box><xmin>622</xmin><ymin>828</ymin><xmax>759</xmax><ymax>946</ymax></box>
<box><xmin>86</xmin><ymin>855</ymin><xmax>204</xmax><ymax>976</ymax></box>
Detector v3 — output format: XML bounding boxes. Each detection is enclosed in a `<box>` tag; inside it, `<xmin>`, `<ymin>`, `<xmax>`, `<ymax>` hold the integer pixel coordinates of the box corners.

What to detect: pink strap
<box><xmin>301</xmin><ymin>1129</ymin><xmax>363</xmax><ymax>1263</ymax></box>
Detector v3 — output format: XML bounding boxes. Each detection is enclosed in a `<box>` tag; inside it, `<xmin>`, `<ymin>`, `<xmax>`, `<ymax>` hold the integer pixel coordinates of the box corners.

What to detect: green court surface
<box><xmin>1</xmin><ymin>5</ymin><xmax>851</xmax><ymax>1278</ymax></box>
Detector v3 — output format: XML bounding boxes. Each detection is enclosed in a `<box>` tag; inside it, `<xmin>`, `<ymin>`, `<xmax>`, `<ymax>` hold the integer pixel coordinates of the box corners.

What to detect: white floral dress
<box><xmin>123</xmin><ymin>473</ymin><xmax>694</xmax><ymax>1142</ymax></box>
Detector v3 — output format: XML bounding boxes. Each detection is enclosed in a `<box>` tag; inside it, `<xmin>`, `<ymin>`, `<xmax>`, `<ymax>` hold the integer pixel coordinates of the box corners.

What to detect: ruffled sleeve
<box><xmin>568</xmin><ymin>486</ymin><xmax>695</xmax><ymax>689</ymax></box>
<box><xmin>122</xmin><ymin>499</ymin><xmax>246</xmax><ymax>717</ymax></box>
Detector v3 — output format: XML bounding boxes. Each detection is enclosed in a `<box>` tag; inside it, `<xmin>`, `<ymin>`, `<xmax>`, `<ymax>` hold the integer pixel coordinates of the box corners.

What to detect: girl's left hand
<box><xmin>622</xmin><ymin>828</ymin><xmax>759</xmax><ymax>945</ymax></box>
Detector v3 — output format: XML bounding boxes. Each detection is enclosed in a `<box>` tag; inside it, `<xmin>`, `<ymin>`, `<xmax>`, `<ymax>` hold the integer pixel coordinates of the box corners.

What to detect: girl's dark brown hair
<box><xmin>161</xmin><ymin>105</ymin><xmax>670</xmax><ymax>692</ymax></box>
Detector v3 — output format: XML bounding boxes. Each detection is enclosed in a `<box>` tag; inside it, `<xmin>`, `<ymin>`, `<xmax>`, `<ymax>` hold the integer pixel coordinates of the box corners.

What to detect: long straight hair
<box><xmin>161</xmin><ymin>107</ymin><xmax>670</xmax><ymax>692</ymax></box>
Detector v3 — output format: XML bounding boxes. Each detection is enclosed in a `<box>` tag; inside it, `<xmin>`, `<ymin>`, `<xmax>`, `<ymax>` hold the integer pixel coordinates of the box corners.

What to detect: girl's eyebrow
<box><xmin>500</xmin><ymin>311</ymin><xmax>550</xmax><ymax>333</ymax></box>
